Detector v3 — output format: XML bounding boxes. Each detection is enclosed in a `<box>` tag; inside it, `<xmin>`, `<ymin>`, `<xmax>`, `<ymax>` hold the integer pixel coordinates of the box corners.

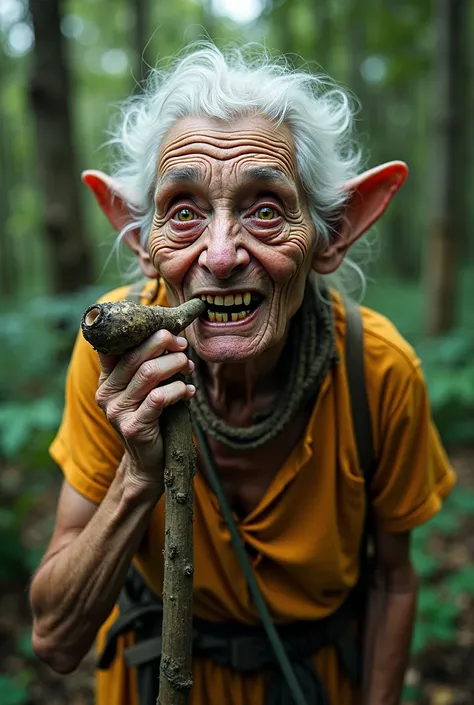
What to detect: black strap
<box><xmin>343</xmin><ymin>301</ymin><xmax>375</xmax><ymax>485</ymax></box>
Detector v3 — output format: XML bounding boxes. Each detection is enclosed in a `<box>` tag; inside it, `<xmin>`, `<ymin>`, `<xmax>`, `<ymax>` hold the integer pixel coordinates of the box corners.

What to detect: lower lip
<box><xmin>199</xmin><ymin>305</ymin><xmax>261</xmax><ymax>328</ymax></box>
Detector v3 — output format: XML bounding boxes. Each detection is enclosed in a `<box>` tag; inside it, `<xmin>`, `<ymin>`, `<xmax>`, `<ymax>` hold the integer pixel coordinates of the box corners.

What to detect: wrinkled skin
<box><xmin>149</xmin><ymin>115</ymin><xmax>317</xmax><ymax>364</ymax></box>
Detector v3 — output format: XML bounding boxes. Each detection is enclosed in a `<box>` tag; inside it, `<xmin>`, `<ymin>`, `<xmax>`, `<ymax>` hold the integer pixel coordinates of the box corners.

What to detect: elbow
<box><xmin>32</xmin><ymin>630</ymin><xmax>83</xmax><ymax>674</ymax></box>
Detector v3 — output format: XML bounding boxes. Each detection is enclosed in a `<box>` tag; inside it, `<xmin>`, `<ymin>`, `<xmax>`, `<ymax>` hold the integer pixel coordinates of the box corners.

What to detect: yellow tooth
<box><xmin>215</xmin><ymin>295</ymin><xmax>223</xmax><ymax>306</ymax></box>
<box><xmin>244</xmin><ymin>292</ymin><xmax>251</xmax><ymax>306</ymax></box>
<box><xmin>201</xmin><ymin>295</ymin><xmax>206</xmax><ymax>301</ymax></box>
<box><xmin>235</xmin><ymin>294</ymin><xmax>242</xmax><ymax>305</ymax></box>
<box><xmin>231</xmin><ymin>313</ymin><xmax>239</xmax><ymax>322</ymax></box>
<box><xmin>222</xmin><ymin>312</ymin><xmax>229</xmax><ymax>322</ymax></box>
<box><xmin>208</xmin><ymin>311</ymin><xmax>216</xmax><ymax>322</ymax></box>
<box><xmin>215</xmin><ymin>312</ymin><xmax>223</xmax><ymax>322</ymax></box>
<box><xmin>238</xmin><ymin>311</ymin><xmax>247</xmax><ymax>320</ymax></box>
<box><xmin>207</xmin><ymin>295</ymin><xmax>214</xmax><ymax>304</ymax></box>
<box><xmin>224</xmin><ymin>294</ymin><xmax>234</xmax><ymax>306</ymax></box>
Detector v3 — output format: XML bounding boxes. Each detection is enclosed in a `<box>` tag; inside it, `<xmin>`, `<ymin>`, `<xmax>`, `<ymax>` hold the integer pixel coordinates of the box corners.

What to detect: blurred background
<box><xmin>0</xmin><ymin>0</ymin><xmax>473</xmax><ymax>703</ymax></box>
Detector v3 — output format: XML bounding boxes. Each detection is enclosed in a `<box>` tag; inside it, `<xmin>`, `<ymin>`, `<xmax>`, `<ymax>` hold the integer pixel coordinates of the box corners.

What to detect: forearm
<box><xmin>30</xmin><ymin>455</ymin><xmax>163</xmax><ymax>672</ymax></box>
<box><xmin>363</xmin><ymin>566</ymin><xmax>418</xmax><ymax>705</ymax></box>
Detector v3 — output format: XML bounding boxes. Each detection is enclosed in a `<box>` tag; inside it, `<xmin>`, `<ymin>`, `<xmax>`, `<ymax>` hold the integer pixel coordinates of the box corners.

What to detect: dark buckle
<box><xmin>229</xmin><ymin>635</ymin><xmax>271</xmax><ymax>673</ymax></box>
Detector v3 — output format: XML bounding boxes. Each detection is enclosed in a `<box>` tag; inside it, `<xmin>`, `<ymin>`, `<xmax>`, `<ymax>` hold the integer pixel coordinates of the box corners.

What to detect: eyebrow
<box><xmin>241</xmin><ymin>166</ymin><xmax>293</xmax><ymax>187</ymax></box>
<box><xmin>157</xmin><ymin>166</ymin><xmax>203</xmax><ymax>190</ymax></box>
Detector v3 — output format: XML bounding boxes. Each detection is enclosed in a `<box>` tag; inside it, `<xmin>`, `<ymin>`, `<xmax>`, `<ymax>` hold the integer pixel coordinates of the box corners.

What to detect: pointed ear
<box><xmin>82</xmin><ymin>170</ymin><xmax>158</xmax><ymax>279</ymax></box>
<box><xmin>313</xmin><ymin>160</ymin><xmax>408</xmax><ymax>275</ymax></box>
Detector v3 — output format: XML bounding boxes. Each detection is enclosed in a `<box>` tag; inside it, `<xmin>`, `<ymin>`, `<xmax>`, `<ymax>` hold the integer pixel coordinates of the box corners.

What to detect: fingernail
<box><xmin>187</xmin><ymin>384</ymin><xmax>196</xmax><ymax>394</ymax></box>
<box><xmin>188</xmin><ymin>360</ymin><xmax>195</xmax><ymax>371</ymax></box>
<box><xmin>177</xmin><ymin>336</ymin><xmax>187</xmax><ymax>347</ymax></box>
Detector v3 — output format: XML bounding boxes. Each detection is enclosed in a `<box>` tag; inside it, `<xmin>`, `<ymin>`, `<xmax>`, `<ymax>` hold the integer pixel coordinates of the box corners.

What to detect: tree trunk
<box><xmin>133</xmin><ymin>0</ymin><xmax>151</xmax><ymax>82</ymax></box>
<box><xmin>28</xmin><ymin>0</ymin><xmax>94</xmax><ymax>295</ymax></box>
<box><xmin>425</xmin><ymin>0</ymin><xmax>467</xmax><ymax>336</ymax></box>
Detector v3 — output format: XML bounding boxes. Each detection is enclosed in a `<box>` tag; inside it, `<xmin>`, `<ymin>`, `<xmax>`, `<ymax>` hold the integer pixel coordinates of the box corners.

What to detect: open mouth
<box><xmin>198</xmin><ymin>291</ymin><xmax>263</xmax><ymax>323</ymax></box>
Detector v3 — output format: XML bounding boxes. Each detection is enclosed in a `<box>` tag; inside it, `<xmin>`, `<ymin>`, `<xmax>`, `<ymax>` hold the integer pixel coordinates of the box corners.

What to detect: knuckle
<box><xmin>95</xmin><ymin>387</ymin><xmax>107</xmax><ymax>408</ymax></box>
<box><xmin>155</xmin><ymin>329</ymin><xmax>172</xmax><ymax>346</ymax></box>
<box><xmin>138</xmin><ymin>360</ymin><xmax>157</xmax><ymax>383</ymax></box>
<box><xmin>106</xmin><ymin>404</ymin><xmax>121</xmax><ymax>425</ymax></box>
<box><xmin>120</xmin><ymin>419</ymin><xmax>140</xmax><ymax>440</ymax></box>
<box><xmin>174</xmin><ymin>352</ymin><xmax>188</xmax><ymax>367</ymax></box>
<box><xmin>122</xmin><ymin>347</ymin><xmax>141</xmax><ymax>370</ymax></box>
<box><xmin>149</xmin><ymin>387</ymin><xmax>165</xmax><ymax>406</ymax></box>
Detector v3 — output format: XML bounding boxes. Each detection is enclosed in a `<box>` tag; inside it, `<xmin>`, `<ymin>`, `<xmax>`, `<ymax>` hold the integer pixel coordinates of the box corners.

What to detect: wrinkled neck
<box><xmin>203</xmin><ymin>333</ymin><xmax>289</xmax><ymax>423</ymax></box>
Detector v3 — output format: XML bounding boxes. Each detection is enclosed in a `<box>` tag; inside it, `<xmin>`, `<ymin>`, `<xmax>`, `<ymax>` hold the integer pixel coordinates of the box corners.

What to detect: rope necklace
<box><xmin>189</xmin><ymin>276</ymin><xmax>338</xmax><ymax>450</ymax></box>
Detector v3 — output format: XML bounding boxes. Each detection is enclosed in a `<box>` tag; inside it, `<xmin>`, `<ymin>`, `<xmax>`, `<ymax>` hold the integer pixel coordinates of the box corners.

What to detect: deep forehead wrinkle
<box><xmin>158</xmin><ymin>125</ymin><xmax>296</xmax><ymax>175</ymax></box>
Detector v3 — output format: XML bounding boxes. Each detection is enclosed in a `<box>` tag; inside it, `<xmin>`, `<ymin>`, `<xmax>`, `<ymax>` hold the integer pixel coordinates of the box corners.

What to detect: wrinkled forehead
<box><xmin>156</xmin><ymin>114</ymin><xmax>299</xmax><ymax>187</ymax></box>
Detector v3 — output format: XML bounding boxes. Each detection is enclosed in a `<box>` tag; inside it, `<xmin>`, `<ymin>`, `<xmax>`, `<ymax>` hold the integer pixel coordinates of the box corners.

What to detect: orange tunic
<box><xmin>50</xmin><ymin>280</ymin><xmax>455</xmax><ymax>705</ymax></box>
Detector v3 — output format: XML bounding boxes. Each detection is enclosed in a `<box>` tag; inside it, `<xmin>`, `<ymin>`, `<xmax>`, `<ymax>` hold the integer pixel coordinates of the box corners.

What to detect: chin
<box><xmin>188</xmin><ymin>328</ymin><xmax>273</xmax><ymax>363</ymax></box>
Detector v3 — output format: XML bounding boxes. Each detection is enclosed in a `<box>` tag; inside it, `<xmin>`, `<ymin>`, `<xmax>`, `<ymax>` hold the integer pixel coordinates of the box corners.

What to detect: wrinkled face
<box><xmin>149</xmin><ymin>115</ymin><xmax>317</xmax><ymax>362</ymax></box>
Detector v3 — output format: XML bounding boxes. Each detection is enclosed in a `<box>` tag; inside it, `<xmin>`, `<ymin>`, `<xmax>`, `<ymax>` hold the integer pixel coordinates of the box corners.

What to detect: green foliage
<box><xmin>410</xmin><ymin>486</ymin><xmax>474</xmax><ymax>655</ymax></box>
<box><xmin>0</xmin><ymin>675</ymin><xmax>29</xmax><ymax>705</ymax></box>
<box><xmin>0</xmin><ymin>286</ymin><xmax>103</xmax><ymax>460</ymax></box>
<box><xmin>0</xmin><ymin>286</ymin><xmax>103</xmax><ymax>581</ymax></box>
<box><xmin>365</xmin><ymin>273</ymin><xmax>474</xmax><ymax>445</ymax></box>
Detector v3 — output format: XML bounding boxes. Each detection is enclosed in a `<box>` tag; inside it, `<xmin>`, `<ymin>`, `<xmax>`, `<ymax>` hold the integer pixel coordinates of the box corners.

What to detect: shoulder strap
<box><xmin>343</xmin><ymin>301</ymin><xmax>375</xmax><ymax>489</ymax></box>
<box><xmin>125</xmin><ymin>279</ymin><xmax>148</xmax><ymax>303</ymax></box>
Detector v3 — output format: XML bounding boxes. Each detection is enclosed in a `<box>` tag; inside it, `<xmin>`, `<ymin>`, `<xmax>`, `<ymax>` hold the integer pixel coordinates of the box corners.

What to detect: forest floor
<box><xmin>0</xmin><ymin>448</ymin><xmax>473</xmax><ymax>705</ymax></box>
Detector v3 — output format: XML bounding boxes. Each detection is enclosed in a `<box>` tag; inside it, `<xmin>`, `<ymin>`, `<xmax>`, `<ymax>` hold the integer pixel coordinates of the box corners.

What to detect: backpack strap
<box><xmin>343</xmin><ymin>301</ymin><xmax>375</xmax><ymax>488</ymax></box>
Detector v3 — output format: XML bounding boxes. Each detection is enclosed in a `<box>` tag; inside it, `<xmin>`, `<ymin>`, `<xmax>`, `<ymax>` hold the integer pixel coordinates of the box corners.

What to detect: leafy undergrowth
<box><xmin>0</xmin><ymin>449</ymin><xmax>473</xmax><ymax>705</ymax></box>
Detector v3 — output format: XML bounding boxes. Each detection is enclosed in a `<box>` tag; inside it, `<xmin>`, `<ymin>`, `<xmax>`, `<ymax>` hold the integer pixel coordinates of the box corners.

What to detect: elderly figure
<box><xmin>30</xmin><ymin>45</ymin><xmax>455</xmax><ymax>705</ymax></box>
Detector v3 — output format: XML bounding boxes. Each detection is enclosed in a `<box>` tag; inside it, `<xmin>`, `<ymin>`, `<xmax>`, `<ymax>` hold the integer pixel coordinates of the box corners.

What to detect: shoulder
<box><xmin>97</xmin><ymin>278</ymin><xmax>167</xmax><ymax>306</ymax></box>
<box><xmin>332</xmin><ymin>291</ymin><xmax>422</xmax><ymax>384</ymax></box>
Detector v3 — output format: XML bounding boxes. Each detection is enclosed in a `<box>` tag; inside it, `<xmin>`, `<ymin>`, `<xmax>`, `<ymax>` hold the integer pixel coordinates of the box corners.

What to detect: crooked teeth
<box><xmin>200</xmin><ymin>292</ymin><xmax>254</xmax><ymax>307</ymax></box>
<box><xmin>207</xmin><ymin>310</ymin><xmax>251</xmax><ymax>323</ymax></box>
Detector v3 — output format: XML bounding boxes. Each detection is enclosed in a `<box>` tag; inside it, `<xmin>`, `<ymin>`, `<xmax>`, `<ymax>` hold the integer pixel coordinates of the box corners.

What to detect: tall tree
<box><xmin>28</xmin><ymin>0</ymin><xmax>94</xmax><ymax>294</ymax></box>
<box><xmin>133</xmin><ymin>0</ymin><xmax>151</xmax><ymax>82</ymax></box>
<box><xmin>424</xmin><ymin>0</ymin><xmax>468</xmax><ymax>336</ymax></box>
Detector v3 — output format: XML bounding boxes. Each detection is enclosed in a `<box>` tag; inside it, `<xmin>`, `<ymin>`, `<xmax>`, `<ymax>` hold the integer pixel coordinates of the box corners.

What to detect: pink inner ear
<box><xmin>342</xmin><ymin>161</ymin><xmax>408</xmax><ymax>242</ymax></box>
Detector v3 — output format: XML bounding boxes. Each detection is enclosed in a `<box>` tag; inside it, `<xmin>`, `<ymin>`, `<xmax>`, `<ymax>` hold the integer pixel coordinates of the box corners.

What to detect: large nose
<box><xmin>198</xmin><ymin>214</ymin><xmax>250</xmax><ymax>279</ymax></box>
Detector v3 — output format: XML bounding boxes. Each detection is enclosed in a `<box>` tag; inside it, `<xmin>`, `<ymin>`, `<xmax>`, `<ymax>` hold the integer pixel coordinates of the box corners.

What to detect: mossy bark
<box><xmin>158</xmin><ymin>401</ymin><xmax>195</xmax><ymax>705</ymax></box>
<box><xmin>81</xmin><ymin>297</ymin><xmax>205</xmax><ymax>705</ymax></box>
<box><xmin>81</xmin><ymin>298</ymin><xmax>205</xmax><ymax>355</ymax></box>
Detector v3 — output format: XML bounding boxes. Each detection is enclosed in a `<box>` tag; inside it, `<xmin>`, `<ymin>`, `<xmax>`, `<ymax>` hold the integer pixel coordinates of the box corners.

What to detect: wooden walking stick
<box><xmin>81</xmin><ymin>296</ymin><xmax>206</xmax><ymax>705</ymax></box>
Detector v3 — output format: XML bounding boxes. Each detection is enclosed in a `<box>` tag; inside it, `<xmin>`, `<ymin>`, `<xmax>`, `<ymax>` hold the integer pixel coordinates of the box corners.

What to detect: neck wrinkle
<box><xmin>203</xmin><ymin>331</ymin><xmax>289</xmax><ymax>413</ymax></box>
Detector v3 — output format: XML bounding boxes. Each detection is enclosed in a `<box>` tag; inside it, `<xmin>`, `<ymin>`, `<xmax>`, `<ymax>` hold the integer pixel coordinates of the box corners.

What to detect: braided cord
<box><xmin>189</xmin><ymin>277</ymin><xmax>337</xmax><ymax>450</ymax></box>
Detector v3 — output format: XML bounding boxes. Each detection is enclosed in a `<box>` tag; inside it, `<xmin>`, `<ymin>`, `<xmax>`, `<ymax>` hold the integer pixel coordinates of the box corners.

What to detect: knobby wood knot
<box><xmin>161</xmin><ymin>655</ymin><xmax>193</xmax><ymax>691</ymax></box>
<box><xmin>167</xmin><ymin>544</ymin><xmax>178</xmax><ymax>559</ymax></box>
<box><xmin>164</xmin><ymin>468</ymin><xmax>173</xmax><ymax>486</ymax></box>
<box><xmin>183</xmin><ymin>564</ymin><xmax>194</xmax><ymax>577</ymax></box>
<box><xmin>175</xmin><ymin>492</ymin><xmax>187</xmax><ymax>503</ymax></box>
<box><xmin>171</xmin><ymin>449</ymin><xmax>185</xmax><ymax>463</ymax></box>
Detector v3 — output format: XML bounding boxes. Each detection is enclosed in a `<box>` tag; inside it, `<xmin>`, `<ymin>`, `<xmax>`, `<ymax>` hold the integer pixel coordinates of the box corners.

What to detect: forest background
<box><xmin>0</xmin><ymin>1</ymin><xmax>473</xmax><ymax>704</ymax></box>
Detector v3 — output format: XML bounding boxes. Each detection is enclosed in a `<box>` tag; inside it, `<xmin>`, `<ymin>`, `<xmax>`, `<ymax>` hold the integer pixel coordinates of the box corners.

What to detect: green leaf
<box><xmin>16</xmin><ymin>631</ymin><xmax>34</xmax><ymax>659</ymax></box>
<box><xmin>0</xmin><ymin>676</ymin><xmax>29</xmax><ymax>705</ymax></box>
<box><xmin>445</xmin><ymin>567</ymin><xmax>474</xmax><ymax>597</ymax></box>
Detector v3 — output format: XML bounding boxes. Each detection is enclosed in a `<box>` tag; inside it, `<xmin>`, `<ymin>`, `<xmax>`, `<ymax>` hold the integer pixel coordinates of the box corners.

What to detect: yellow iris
<box><xmin>175</xmin><ymin>208</ymin><xmax>196</xmax><ymax>222</ymax></box>
<box><xmin>256</xmin><ymin>206</ymin><xmax>276</xmax><ymax>220</ymax></box>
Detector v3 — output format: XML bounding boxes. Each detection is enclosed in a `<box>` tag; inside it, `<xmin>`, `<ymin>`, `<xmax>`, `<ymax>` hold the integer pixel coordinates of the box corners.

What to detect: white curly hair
<box><xmin>107</xmin><ymin>42</ymin><xmax>367</xmax><ymax>294</ymax></box>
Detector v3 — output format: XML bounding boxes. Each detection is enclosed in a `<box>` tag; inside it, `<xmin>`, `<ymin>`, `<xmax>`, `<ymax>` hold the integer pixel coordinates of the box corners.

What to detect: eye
<box><xmin>173</xmin><ymin>208</ymin><xmax>197</xmax><ymax>222</ymax></box>
<box><xmin>255</xmin><ymin>206</ymin><xmax>277</xmax><ymax>220</ymax></box>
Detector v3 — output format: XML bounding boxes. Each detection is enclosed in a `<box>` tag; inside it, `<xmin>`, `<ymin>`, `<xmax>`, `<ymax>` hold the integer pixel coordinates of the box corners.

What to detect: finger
<box><xmin>105</xmin><ymin>330</ymin><xmax>188</xmax><ymax>391</ymax></box>
<box><xmin>122</xmin><ymin>353</ymin><xmax>194</xmax><ymax>405</ymax></box>
<box><xmin>136</xmin><ymin>381</ymin><xmax>196</xmax><ymax>425</ymax></box>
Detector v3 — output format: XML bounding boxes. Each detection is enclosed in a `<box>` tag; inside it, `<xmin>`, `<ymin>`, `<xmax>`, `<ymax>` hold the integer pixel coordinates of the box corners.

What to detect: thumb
<box><xmin>97</xmin><ymin>351</ymin><xmax>119</xmax><ymax>380</ymax></box>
